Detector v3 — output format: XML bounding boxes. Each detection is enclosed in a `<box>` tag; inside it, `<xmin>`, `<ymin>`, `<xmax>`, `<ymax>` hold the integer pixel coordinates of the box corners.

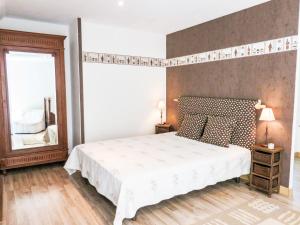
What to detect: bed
<box><xmin>12</xmin><ymin>109</ymin><xmax>46</xmax><ymax>134</ymax></box>
<box><xmin>11</xmin><ymin>125</ymin><xmax>58</xmax><ymax>149</ymax></box>
<box><xmin>64</xmin><ymin>96</ymin><xmax>257</xmax><ymax>225</ymax></box>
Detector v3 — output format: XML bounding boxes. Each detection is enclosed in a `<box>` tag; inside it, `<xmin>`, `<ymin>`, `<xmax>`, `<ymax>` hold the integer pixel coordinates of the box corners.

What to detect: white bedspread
<box><xmin>64</xmin><ymin>132</ymin><xmax>251</xmax><ymax>225</ymax></box>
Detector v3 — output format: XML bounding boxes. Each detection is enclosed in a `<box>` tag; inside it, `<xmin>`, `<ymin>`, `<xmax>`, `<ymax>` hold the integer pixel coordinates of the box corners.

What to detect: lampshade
<box><xmin>157</xmin><ymin>100</ymin><xmax>166</xmax><ymax>110</ymax></box>
<box><xmin>259</xmin><ymin>108</ymin><xmax>275</xmax><ymax>121</ymax></box>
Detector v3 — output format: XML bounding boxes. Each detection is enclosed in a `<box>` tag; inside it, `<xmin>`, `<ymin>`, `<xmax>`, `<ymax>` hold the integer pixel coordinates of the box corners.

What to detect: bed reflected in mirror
<box><xmin>6</xmin><ymin>51</ymin><xmax>58</xmax><ymax>150</ymax></box>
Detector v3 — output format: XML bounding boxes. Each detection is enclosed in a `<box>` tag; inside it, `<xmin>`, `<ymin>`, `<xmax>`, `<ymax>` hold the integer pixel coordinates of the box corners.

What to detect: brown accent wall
<box><xmin>166</xmin><ymin>0</ymin><xmax>299</xmax><ymax>187</ymax></box>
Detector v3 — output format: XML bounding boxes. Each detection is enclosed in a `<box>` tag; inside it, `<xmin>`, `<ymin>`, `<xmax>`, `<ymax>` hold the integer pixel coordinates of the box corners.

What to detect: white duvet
<box><xmin>12</xmin><ymin>109</ymin><xmax>45</xmax><ymax>134</ymax></box>
<box><xmin>64</xmin><ymin>132</ymin><xmax>251</xmax><ymax>225</ymax></box>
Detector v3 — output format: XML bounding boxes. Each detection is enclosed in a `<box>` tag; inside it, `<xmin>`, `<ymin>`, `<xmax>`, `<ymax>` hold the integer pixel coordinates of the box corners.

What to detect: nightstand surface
<box><xmin>252</xmin><ymin>144</ymin><xmax>283</xmax><ymax>153</ymax></box>
<box><xmin>155</xmin><ymin>124</ymin><xmax>172</xmax><ymax>134</ymax></box>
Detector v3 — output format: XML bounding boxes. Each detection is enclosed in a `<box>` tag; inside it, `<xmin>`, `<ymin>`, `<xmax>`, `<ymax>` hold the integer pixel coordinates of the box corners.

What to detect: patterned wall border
<box><xmin>83</xmin><ymin>35</ymin><xmax>298</xmax><ymax>68</ymax></box>
<box><xmin>166</xmin><ymin>35</ymin><xmax>298</xmax><ymax>67</ymax></box>
<box><xmin>83</xmin><ymin>52</ymin><xmax>166</xmax><ymax>67</ymax></box>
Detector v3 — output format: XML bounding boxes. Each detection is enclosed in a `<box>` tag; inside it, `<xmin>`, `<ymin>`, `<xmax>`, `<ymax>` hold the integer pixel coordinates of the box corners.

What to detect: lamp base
<box><xmin>264</xmin><ymin>122</ymin><xmax>269</xmax><ymax>147</ymax></box>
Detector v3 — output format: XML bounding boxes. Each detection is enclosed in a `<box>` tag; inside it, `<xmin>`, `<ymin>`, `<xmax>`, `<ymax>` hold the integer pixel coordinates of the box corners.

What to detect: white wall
<box><xmin>294</xmin><ymin>77</ymin><xmax>300</xmax><ymax>154</ymax></box>
<box><xmin>82</xmin><ymin>21</ymin><xmax>166</xmax><ymax>142</ymax></box>
<box><xmin>290</xmin><ymin>4</ymin><xmax>300</xmax><ymax>188</ymax></box>
<box><xmin>0</xmin><ymin>17</ymin><xmax>73</xmax><ymax>149</ymax></box>
<box><xmin>294</xmin><ymin>105</ymin><xmax>300</xmax><ymax>153</ymax></box>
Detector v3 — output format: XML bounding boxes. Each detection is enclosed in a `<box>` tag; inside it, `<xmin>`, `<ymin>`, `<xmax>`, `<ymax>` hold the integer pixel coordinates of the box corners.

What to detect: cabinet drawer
<box><xmin>253</xmin><ymin>151</ymin><xmax>280</xmax><ymax>164</ymax></box>
<box><xmin>253</xmin><ymin>163</ymin><xmax>279</xmax><ymax>178</ymax></box>
<box><xmin>252</xmin><ymin>175</ymin><xmax>278</xmax><ymax>190</ymax></box>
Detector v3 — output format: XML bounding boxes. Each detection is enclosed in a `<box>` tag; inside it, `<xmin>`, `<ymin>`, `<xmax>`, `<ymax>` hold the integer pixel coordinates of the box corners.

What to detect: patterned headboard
<box><xmin>178</xmin><ymin>96</ymin><xmax>257</xmax><ymax>149</ymax></box>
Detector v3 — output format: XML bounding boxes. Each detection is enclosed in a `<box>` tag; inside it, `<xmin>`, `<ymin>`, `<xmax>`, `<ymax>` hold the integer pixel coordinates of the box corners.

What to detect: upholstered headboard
<box><xmin>178</xmin><ymin>96</ymin><xmax>257</xmax><ymax>149</ymax></box>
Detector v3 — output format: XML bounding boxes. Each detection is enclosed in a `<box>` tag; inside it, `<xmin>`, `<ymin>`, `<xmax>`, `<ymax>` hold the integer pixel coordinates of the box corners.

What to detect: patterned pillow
<box><xmin>176</xmin><ymin>114</ymin><xmax>207</xmax><ymax>140</ymax></box>
<box><xmin>201</xmin><ymin>115</ymin><xmax>237</xmax><ymax>147</ymax></box>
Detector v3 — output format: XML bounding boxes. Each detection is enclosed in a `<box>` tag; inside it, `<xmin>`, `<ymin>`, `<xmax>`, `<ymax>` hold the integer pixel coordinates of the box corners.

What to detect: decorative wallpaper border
<box><xmin>165</xmin><ymin>35</ymin><xmax>298</xmax><ymax>67</ymax></box>
<box><xmin>83</xmin><ymin>35</ymin><xmax>298</xmax><ymax>68</ymax></box>
<box><xmin>83</xmin><ymin>52</ymin><xmax>166</xmax><ymax>67</ymax></box>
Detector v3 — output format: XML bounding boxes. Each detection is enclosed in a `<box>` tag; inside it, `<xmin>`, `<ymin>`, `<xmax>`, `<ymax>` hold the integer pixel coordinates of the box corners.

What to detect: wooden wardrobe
<box><xmin>0</xmin><ymin>29</ymin><xmax>68</xmax><ymax>173</ymax></box>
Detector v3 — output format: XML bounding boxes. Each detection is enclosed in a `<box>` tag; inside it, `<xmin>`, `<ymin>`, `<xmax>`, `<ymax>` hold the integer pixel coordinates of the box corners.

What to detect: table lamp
<box><xmin>259</xmin><ymin>107</ymin><xmax>275</xmax><ymax>145</ymax></box>
<box><xmin>157</xmin><ymin>100</ymin><xmax>166</xmax><ymax>125</ymax></box>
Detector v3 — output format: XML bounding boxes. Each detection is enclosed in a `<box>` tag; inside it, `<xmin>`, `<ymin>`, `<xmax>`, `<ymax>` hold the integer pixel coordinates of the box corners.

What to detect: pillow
<box><xmin>176</xmin><ymin>114</ymin><xmax>207</xmax><ymax>140</ymax></box>
<box><xmin>201</xmin><ymin>115</ymin><xmax>236</xmax><ymax>147</ymax></box>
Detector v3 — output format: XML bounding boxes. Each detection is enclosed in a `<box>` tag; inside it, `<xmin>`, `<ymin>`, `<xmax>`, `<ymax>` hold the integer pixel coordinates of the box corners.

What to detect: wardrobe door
<box><xmin>0</xmin><ymin>29</ymin><xmax>68</xmax><ymax>172</ymax></box>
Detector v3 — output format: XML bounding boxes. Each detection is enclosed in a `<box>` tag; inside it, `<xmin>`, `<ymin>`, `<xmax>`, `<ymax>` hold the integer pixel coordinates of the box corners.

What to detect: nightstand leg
<box><xmin>235</xmin><ymin>177</ymin><xmax>240</xmax><ymax>183</ymax></box>
<box><xmin>268</xmin><ymin>192</ymin><xmax>272</xmax><ymax>198</ymax></box>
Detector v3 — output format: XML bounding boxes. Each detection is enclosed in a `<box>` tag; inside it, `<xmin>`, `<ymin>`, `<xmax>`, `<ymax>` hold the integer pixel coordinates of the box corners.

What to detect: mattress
<box><xmin>64</xmin><ymin>132</ymin><xmax>251</xmax><ymax>225</ymax></box>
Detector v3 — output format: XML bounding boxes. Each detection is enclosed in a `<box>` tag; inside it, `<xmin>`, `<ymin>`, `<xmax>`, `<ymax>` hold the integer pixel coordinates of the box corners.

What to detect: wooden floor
<box><xmin>1</xmin><ymin>161</ymin><xmax>300</xmax><ymax>225</ymax></box>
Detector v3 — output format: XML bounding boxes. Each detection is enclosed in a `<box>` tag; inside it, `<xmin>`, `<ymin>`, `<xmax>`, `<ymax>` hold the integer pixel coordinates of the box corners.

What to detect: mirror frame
<box><xmin>0</xmin><ymin>29</ymin><xmax>68</xmax><ymax>171</ymax></box>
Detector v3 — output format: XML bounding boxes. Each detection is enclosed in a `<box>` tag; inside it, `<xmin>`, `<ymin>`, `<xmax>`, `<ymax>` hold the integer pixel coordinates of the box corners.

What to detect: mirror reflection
<box><xmin>6</xmin><ymin>51</ymin><xmax>58</xmax><ymax>150</ymax></box>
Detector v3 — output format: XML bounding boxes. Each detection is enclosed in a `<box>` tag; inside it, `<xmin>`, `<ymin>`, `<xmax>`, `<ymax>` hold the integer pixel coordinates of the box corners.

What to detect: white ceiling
<box><xmin>1</xmin><ymin>0</ymin><xmax>270</xmax><ymax>34</ymax></box>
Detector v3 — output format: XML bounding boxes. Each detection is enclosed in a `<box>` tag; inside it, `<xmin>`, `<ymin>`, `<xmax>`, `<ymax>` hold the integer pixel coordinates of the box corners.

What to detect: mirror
<box><xmin>6</xmin><ymin>51</ymin><xmax>58</xmax><ymax>151</ymax></box>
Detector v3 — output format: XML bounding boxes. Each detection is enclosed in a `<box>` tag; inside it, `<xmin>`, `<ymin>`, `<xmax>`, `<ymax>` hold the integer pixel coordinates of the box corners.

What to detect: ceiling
<box><xmin>1</xmin><ymin>0</ymin><xmax>270</xmax><ymax>34</ymax></box>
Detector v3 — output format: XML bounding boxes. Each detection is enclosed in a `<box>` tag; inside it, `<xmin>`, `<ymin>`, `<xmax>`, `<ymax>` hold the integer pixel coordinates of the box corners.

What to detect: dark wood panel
<box><xmin>78</xmin><ymin>18</ymin><xmax>85</xmax><ymax>144</ymax></box>
<box><xmin>0</xmin><ymin>29</ymin><xmax>65</xmax><ymax>49</ymax></box>
<box><xmin>1</xmin><ymin>150</ymin><xmax>67</xmax><ymax>169</ymax></box>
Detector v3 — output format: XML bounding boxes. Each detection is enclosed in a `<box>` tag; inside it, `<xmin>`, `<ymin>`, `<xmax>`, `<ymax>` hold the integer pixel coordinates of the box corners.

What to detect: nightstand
<box><xmin>250</xmin><ymin>144</ymin><xmax>283</xmax><ymax>197</ymax></box>
<box><xmin>155</xmin><ymin>124</ymin><xmax>172</xmax><ymax>134</ymax></box>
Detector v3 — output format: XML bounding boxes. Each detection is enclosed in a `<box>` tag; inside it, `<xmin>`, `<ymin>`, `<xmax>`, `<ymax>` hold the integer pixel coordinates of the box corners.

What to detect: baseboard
<box><xmin>295</xmin><ymin>152</ymin><xmax>300</xmax><ymax>158</ymax></box>
<box><xmin>279</xmin><ymin>186</ymin><xmax>293</xmax><ymax>197</ymax></box>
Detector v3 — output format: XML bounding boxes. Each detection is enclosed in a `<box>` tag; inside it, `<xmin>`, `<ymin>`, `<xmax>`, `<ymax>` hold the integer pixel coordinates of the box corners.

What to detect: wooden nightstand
<box><xmin>250</xmin><ymin>144</ymin><xmax>283</xmax><ymax>197</ymax></box>
<box><xmin>155</xmin><ymin>124</ymin><xmax>172</xmax><ymax>134</ymax></box>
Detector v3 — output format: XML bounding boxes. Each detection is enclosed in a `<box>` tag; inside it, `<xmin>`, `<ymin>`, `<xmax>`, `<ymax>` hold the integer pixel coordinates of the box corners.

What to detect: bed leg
<box><xmin>132</xmin><ymin>215</ymin><xmax>137</xmax><ymax>221</ymax></box>
<box><xmin>235</xmin><ymin>177</ymin><xmax>240</xmax><ymax>183</ymax></box>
